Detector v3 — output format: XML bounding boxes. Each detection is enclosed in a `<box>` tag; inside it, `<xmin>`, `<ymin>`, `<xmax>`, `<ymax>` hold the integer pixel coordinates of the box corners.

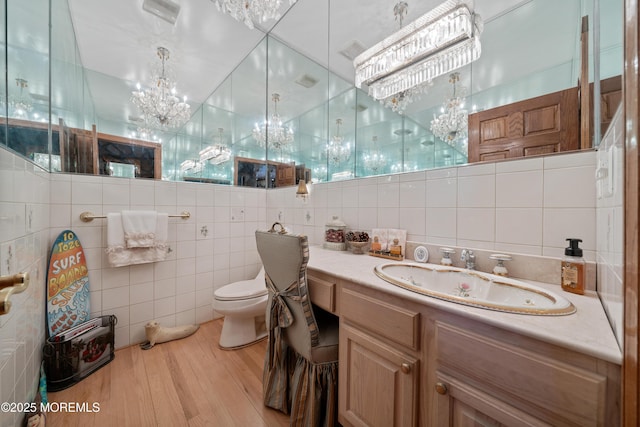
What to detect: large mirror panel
<box><xmin>0</xmin><ymin>0</ymin><xmax>624</xmax><ymax>184</ymax></box>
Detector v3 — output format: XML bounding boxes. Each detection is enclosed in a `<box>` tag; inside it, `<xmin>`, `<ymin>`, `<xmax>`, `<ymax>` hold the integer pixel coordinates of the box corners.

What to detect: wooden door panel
<box><xmin>469</xmin><ymin>87</ymin><xmax>579</xmax><ymax>162</ymax></box>
<box><xmin>523</xmin><ymin>105</ymin><xmax>559</xmax><ymax>135</ymax></box>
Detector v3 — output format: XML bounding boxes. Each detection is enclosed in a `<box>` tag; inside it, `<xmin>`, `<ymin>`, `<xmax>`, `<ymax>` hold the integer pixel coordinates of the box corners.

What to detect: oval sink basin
<box><xmin>374</xmin><ymin>262</ymin><xmax>575</xmax><ymax>315</ymax></box>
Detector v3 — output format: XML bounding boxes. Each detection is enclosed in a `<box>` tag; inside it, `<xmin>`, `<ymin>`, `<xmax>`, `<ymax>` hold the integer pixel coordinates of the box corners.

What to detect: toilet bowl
<box><xmin>213</xmin><ymin>267</ymin><xmax>268</xmax><ymax>349</ymax></box>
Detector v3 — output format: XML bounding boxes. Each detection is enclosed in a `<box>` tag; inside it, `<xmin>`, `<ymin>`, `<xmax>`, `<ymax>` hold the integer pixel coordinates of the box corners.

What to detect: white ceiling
<box><xmin>64</xmin><ymin>0</ymin><xmax>586</xmax><ymax>125</ymax></box>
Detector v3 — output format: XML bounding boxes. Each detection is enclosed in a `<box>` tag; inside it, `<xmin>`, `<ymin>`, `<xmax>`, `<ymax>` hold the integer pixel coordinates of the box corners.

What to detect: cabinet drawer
<box><xmin>434</xmin><ymin>321</ymin><xmax>608</xmax><ymax>426</ymax></box>
<box><xmin>341</xmin><ymin>288</ymin><xmax>420</xmax><ymax>350</ymax></box>
<box><xmin>307</xmin><ymin>274</ymin><xmax>336</xmax><ymax>313</ymax></box>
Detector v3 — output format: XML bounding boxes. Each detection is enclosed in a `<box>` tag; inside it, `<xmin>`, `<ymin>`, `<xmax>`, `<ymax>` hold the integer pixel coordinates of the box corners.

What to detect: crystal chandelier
<box><xmin>378</xmin><ymin>2</ymin><xmax>431</xmax><ymax>114</ymax></box>
<box><xmin>10</xmin><ymin>78</ymin><xmax>33</xmax><ymax>119</ymax></box>
<box><xmin>131</xmin><ymin>47</ymin><xmax>191</xmax><ymax>130</ymax></box>
<box><xmin>354</xmin><ymin>0</ymin><xmax>482</xmax><ymax>102</ymax></box>
<box><xmin>383</xmin><ymin>84</ymin><xmax>431</xmax><ymax>114</ymax></box>
<box><xmin>253</xmin><ymin>93</ymin><xmax>294</xmax><ymax>151</ymax></box>
<box><xmin>200</xmin><ymin>127</ymin><xmax>232</xmax><ymax>165</ymax></box>
<box><xmin>327</xmin><ymin>118</ymin><xmax>351</xmax><ymax>165</ymax></box>
<box><xmin>363</xmin><ymin>136</ymin><xmax>386</xmax><ymax>173</ymax></box>
<box><xmin>430</xmin><ymin>72</ymin><xmax>468</xmax><ymax>145</ymax></box>
<box><xmin>180</xmin><ymin>159</ymin><xmax>203</xmax><ymax>175</ymax></box>
<box><xmin>212</xmin><ymin>0</ymin><xmax>297</xmax><ymax>30</ymax></box>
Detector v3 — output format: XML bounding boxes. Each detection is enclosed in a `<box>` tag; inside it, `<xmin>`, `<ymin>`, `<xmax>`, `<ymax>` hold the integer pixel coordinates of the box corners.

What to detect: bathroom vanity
<box><xmin>306</xmin><ymin>247</ymin><xmax>621</xmax><ymax>427</ymax></box>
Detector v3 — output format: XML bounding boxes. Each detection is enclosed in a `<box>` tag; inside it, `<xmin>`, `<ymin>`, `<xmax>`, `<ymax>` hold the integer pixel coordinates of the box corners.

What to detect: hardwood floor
<box><xmin>47</xmin><ymin>319</ymin><xmax>289</xmax><ymax>427</ymax></box>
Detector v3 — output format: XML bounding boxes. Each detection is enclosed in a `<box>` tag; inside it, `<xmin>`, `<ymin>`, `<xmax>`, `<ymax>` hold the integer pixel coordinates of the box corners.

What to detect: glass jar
<box><xmin>323</xmin><ymin>216</ymin><xmax>346</xmax><ymax>251</ymax></box>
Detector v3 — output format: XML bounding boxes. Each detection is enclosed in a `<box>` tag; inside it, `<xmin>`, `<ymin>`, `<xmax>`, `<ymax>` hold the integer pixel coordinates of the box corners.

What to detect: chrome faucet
<box><xmin>460</xmin><ymin>249</ymin><xmax>476</xmax><ymax>270</ymax></box>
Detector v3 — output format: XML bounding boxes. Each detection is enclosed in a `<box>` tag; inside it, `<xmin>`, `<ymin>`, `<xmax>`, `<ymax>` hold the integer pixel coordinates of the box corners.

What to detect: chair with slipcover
<box><xmin>255</xmin><ymin>222</ymin><xmax>339</xmax><ymax>427</ymax></box>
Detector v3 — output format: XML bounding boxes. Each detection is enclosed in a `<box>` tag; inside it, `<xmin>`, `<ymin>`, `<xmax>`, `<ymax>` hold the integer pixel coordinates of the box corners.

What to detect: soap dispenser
<box><xmin>561</xmin><ymin>238</ymin><xmax>585</xmax><ymax>295</ymax></box>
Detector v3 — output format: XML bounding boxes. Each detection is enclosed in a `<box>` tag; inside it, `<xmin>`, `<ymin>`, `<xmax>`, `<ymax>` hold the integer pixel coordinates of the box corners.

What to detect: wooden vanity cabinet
<box><xmin>426</xmin><ymin>313</ymin><xmax>620</xmax><ymax>427</ymax></box>
<box><xmin>307</xmin><ymin>269</ymin><xmax>339</xmax><ymax>315</ymax></box>
<box><xmin>305</xmin><ymin>272</ymin><xmax>621</xmax><ymax>427</ymax></box>
<box><xmin>338</xmin><ymin>283</ymin><xmax>421</xmax><ymax>427</ymax></box>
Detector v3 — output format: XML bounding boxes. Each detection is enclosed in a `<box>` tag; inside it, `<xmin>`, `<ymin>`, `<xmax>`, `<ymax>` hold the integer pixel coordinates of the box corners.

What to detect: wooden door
<box><xmin>276</xmin><ymin>163</ymin><xmax>295</xmax><ymax>187</ymax></box>
<box><xmin>468</xmin><ymin>87</ymin><xmax>579</xmax><ymax>163</ymax></box>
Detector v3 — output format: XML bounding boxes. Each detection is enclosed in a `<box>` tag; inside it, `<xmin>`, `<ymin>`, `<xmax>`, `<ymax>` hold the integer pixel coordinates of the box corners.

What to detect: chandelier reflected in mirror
<box><xmin>354</xmin><ymin>0</ymin><xmax>482</xmax><ymax>105</ymax></box>
<box><xmin>430</xmin><ymin>72</ymin><xmax>468</xmax><ymax>146</ymax></box>
<box><xmin>363</xmin><ymin>136</ymin><xmax>386</xmax><ymax>173</ymax></box>
<box><xmin>212</xmin><ymin>0</ymin><xmax>297</xmax><ymax>29</ymax></box>
<box><xmin>9</xmin><ymin>78</ymin><xmax>33</xmax><ymax>119</ymax></box>
<box><xmin>253</xmin><ymin>93</ymin><xmax>294</xmax><ymax>151</ymax></box>
<box><xmin>200</xmin><ymin>127</ymin><xmax>232</xmax><ymax>165</ymax></box>
<box><xmin>327</xmin><ymin>118</ymin><xmax>351</xmax><ymax>165</ymax></box>
<box><xmin>131</xmin><ymin>47</ymin><xmax>191</xmax><ymax>131</ymax></box>
<box><xmin>180</xmin><ymin>159</ymin><xmax>203</xmax><ymax>175</ymax></box>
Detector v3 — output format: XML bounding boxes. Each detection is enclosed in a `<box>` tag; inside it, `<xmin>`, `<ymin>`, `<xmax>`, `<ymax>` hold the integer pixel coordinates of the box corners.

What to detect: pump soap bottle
<box><xmin>561</xmin><ymin>238</ymin><xmax>585</xmax><ymax>295</ymax></box>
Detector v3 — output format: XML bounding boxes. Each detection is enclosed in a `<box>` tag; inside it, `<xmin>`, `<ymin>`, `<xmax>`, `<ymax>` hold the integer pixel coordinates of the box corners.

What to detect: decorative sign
<box><xmin>46</xmin><ymin>230</ymin><xmax>91</xmax><ymax>337</ymax></box>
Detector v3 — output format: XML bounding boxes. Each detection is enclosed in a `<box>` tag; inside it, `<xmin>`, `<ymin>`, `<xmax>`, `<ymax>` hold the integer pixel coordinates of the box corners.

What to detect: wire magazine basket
<box><xmin>43</xmin><ymin>315</ymin><xmax>117</xmax><ymax>391</ymax></box>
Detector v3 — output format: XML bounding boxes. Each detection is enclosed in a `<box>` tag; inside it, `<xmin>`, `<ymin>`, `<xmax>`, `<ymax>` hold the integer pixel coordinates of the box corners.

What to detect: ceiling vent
<box><xmin>142</xmin><ymin>0</ymin><xmax>181</xmax><ymax>25</ymax></box>
<box><xmin>339</xmin><ymin>40</ymin><xmax>366</xmax><ymax>61</ymax></box>
<box><xmin>352</xmin><ymin>103</ymin><xmax>368</xmax><ymax>112</ymax></box>
<box><xmin>393</xmin><ymin>129</ymin><xmax>413</xmax><ymax>136</ymax></box>
<box><xmin>294</xmin><ymin>74</ymin><xmax>318</xmax><ymax>89</ymax></box>
<box><xmin>29</xmin><ymin>93</ymin><xmax>49</xmax><ymax>102</ymax></box>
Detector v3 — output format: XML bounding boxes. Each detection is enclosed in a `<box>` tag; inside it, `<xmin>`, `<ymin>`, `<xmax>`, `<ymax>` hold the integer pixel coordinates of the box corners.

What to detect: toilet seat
<box><xmin>214</xmin><ymin>279</ymin><xmax>267</xmax><ymax>301</ymax></box>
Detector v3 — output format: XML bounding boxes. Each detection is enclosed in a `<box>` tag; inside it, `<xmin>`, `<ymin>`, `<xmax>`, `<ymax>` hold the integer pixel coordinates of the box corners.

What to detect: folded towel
<box><xmin>106</xmin><ymin>212</ymin><xmax>169</xmax><ymax>267</ymax></box>
<box><xmin>122</xmin><ymin>210</ymin><xmax>157</xmax><ymax>248</ymax></box>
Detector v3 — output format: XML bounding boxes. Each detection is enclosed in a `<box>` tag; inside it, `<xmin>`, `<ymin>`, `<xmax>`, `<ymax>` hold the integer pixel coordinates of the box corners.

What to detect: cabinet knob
<box><xmin>435</xmin><ymin>382</ymin><xmax>448</xmax><ymax>395</ymax></box>
<box><xmin>401</xmin><ymin>363</ymin><xmax>411</xmax><ymax>374</ymax></box>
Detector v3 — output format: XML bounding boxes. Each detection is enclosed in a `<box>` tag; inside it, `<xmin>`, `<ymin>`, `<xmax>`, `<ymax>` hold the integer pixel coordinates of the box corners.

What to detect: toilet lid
<box><xmin>214</xmin><ymin>279</ymin><xmax>268</xmax><ymax>301</ymax></box>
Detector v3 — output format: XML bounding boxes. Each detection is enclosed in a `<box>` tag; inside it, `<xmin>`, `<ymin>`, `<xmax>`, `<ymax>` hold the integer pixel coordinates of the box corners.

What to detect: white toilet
<box><xmin>213</xmin><ymin>267</ymin><xmax>268</xmax><ymax>349</ymax></box>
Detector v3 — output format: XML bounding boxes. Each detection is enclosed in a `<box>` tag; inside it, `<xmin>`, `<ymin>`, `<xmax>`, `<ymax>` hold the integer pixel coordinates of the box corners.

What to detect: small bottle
<box><xmin>389</xmin><ymin>238</ymin><xmax>402</xmax><ymax>256</ymax></box>
<box><xmin>371</xmin><ymin>236</ymin><xmax>382</xmax><ymax>252</ymax></box>
<box><xmin>561</xmin><ymin>238</ymin><xmax>585</xmax><ymax>295</ymax></box>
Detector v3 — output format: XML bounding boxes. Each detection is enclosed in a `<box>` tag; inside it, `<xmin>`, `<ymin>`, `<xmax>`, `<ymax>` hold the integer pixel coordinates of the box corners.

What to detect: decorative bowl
<box><xmin>348</xmin><ymin>241</ymin><xmax>369</xmax><ymax>254</ymax></box>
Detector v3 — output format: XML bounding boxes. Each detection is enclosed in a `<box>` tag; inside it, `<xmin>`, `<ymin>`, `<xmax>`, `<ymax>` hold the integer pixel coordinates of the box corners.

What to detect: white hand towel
<box><xmin>122</xmin><ymin>210</ymin><xmax>157</xmax><ymax>248</ymax></box>
<box><xmin>107</xmin><ymin>213</ymin><xmax>125</xmax><ymax>250</ymax></box>
<box><xmin>106</xmin><ymin>212</ymin><xmax>169</xmax><ymax>267</ymax></box>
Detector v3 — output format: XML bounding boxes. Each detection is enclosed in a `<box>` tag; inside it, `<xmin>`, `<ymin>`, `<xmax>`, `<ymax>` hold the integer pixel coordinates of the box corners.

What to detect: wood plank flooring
<box><xmin>47</xmin><ymin>319</ymin><xmax>289</xmax><ymax>427</ymax></box>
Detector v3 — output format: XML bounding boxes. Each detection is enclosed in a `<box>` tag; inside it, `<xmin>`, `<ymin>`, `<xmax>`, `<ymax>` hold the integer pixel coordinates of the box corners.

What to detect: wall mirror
<box><xmin>0</xmin><ymin>0</ymin><xmax>623</xmax><ymax>186</ymax></box>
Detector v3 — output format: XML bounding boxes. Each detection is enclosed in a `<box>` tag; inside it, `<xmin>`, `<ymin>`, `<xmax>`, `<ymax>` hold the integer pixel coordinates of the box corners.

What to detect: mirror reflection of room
<box><xmin>0</xmin><ymin>0</ymin><xmax>623</xmax><ymax>186</ymax></box>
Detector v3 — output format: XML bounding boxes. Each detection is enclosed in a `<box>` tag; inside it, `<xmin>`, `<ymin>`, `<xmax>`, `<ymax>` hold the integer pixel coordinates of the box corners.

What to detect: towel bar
<box><xmin>80</xmin><ymin>211</ymin><xmax>191</xmax><ymax>222</ymax></box>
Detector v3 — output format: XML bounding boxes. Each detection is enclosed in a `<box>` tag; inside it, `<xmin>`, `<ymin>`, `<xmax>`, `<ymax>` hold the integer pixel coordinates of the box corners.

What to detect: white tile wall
<box><xmin>275</xmin><ymin>150</ymin><xmax>599</xmax><ymax>262</ymax></box>
<box><xmin>0</xmin><ymin>148</ymin><xmax>49</xmax><ymax>427</ymax></box>
<box><xmin>45</xmin><ymin>176</ymin><xmax>263</xmax><ymax>351</ymax></box>
<box><xmin>597</xmin><ymin>107</ymin><xmax>625</xmax><ymax>348</ymax></box>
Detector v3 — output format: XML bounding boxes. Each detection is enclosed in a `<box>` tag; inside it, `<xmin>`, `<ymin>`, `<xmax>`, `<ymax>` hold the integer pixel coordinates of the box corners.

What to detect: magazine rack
<box><xmin>43</xmin><ymin>315</ymin><xmax>117</xmax><ymax>391</ymax></box>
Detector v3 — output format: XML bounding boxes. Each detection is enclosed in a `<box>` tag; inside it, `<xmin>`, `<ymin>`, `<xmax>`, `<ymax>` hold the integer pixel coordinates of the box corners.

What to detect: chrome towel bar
<box><xmin>80</xmin><ymin>211</ymin><xmax>191</xmax><ymax>222</ymax></box>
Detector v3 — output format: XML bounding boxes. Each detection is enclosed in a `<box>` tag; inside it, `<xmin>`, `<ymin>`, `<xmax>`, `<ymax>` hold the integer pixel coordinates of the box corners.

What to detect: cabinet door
<box><xmin>433</xmin><ymin>372</ymin><xmax>550</xmax><ymax>427</ymax></box>
<box><xmin>339</xmin><ymin>323</ymin><xmax>418</xmax><ymax>427</ymax></box>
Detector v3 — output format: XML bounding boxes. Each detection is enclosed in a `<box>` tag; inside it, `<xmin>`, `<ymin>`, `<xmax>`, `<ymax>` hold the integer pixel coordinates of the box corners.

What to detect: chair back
<box><xmin>255</xmin><ymin>224</ymin><xmax>318</xmax><ymax>361</ymax></box>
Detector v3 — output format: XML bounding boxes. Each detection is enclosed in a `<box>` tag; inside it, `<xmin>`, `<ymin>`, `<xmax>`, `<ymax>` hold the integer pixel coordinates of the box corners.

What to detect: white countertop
<box><xmin>307</xmin><ymin>246</ymin><xmax>622</xmax><ymax>365</ymax></box>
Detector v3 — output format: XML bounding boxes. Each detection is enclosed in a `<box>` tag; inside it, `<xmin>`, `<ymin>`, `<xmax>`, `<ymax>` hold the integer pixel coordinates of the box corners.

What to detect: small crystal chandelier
<box><xmin>180</xmin><ymin>159</ymin><xmax>203</xmax><ymax>175</ymax></box>
<box><xmin>327</xmin><ymin>118</ymin><xmax>351</xmax><ymax>165</ymax></box>
<box><xmin>354</xmin><ymin>0</ymin><xmax>482</xmax><ymax>102</ymax></box>
<box><xmin>200</xmin><ymin>128</ymin><xmax>232</xmax><ymax>165</ymax></box>
<box><xmin>10</xmin><ymin>78</ymin><xmax>33</xmax><ymax>119</ymax></box>
<box><xmin>131</xmin><ymin>47</ymin><xmax>191</xmax><ymax>130</ymax></box>
<box><xmin>253</xmin><ymin>93</ymin><xmax>294</xmax><ymax>151</ymax></box>
<box><xmin>363</xmin><ymin>136</ymin><xmax>386</xmax><ymax>173</ymax></box>
<box><xmin>212</xmin><ymin>0</ymin><xmax>297</xmax><ymax>29</ymax></box>
<box><xmin>430</xmin><ymin>72</ymin><xmax>468</xmax><ymax>145</ymax></box>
